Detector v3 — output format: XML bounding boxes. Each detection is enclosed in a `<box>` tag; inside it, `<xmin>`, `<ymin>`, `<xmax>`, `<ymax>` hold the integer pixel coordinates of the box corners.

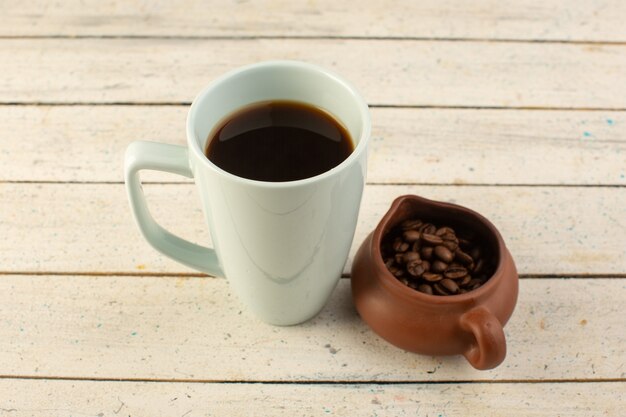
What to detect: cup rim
<box><xmin>185</xmin><ymin>60</ymin><xmax>371</xmax><ymax>188</ymax></box>
<box><xmin>371</xmin><ymin>194</ymin><xmax>508</xmax><ymax>305</ymax></box>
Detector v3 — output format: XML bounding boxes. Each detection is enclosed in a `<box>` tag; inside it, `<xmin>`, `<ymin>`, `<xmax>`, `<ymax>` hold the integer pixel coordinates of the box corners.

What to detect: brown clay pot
<box><xmin>351</xmin><ymin>194</ymin><xmax>518</xmax><ymax>370</ymax></box>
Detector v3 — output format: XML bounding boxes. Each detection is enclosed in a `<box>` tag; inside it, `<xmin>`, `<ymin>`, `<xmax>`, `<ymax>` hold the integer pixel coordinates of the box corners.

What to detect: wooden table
<box><xmin>1</xmin><ymin>1</ymin><xmax>625</xmax><ymax>415</ymax></box>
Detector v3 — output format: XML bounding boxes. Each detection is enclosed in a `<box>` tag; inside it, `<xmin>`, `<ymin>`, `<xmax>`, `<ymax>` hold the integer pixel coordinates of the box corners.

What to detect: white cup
<box><xmin>124</xmin><ymin>61</ymin><xmax>371</xmax><ymax>325</ymax></box>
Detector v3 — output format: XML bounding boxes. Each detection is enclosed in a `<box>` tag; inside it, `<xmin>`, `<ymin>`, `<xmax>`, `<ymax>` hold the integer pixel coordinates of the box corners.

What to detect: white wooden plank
<box><xmin>2</xmin><ymin>106</ymin><xmax>625</xmax><ymax>185</ymax></box>
<box><xmin>0</xmin><ymin>276</ymin><xmax>623</xmax><ymax>381</ymax></box>
<box><xmin>1</xmin><ymin>39</ymin><xmax>626</xmax><ymax>107</ymax></box>
<box><xmin>0</xmin><ymin>380</ymin><xmax>623</xmax><ymax>417</ymax></box>
<box><xmin>3</xmin><ymin>0</ymin><xmax>626</xmax><ymax>42</ymax></box>
<box><xmin>1</xmin><ymin>184</ymin><xmax>624</xmax><ymax>275</ymax></box>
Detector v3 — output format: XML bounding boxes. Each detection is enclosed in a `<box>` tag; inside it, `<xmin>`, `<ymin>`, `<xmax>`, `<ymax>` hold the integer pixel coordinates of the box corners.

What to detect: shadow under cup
<box><xmin>186</xmin><ymin>61</ymin><xmax>371</xmax><ymax>325</ymax></box>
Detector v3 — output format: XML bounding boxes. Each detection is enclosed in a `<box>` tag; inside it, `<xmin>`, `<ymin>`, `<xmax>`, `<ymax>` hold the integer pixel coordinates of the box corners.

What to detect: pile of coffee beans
<box><xmin>381</xmin><ymin>218</ymin><xmax>495</xmax><ymax>296</ymax></box>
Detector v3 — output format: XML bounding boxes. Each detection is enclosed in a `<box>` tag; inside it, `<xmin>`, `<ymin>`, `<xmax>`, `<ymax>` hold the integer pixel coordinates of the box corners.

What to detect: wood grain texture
<box><xmin>0</xmin><ymin>380</ymin><xmax>623</xmax><ymax>417</ymax></box>
<box><xmin>0</xmin><ymin>276</ymin><xmax>623</xmax><ymax>382</ymax></box>
<box><xmin>2</xmin><ymin>106</ymin><xmax>625</xmax><ymax>185</ymax></box>
<box><xmin>1</xmin><ymin>183</ymin><xmax>624</xmax><ymax>275</ymax></box>
<box><xmin>3</xmin><ymin>0</ymin><xmax>626</xmax><ymax>42</ymax></box>
<box><xmin>2</xmin><ymin>39</ymin><xmax>626</xmax><ymax>107</ymax></box>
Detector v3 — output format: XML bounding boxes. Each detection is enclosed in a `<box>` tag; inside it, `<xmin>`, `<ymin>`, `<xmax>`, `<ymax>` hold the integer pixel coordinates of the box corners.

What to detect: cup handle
<box><xmin>459</xmin><ymin>307</ymin><xmax>506</xmax><ymax>370</ymax></box>
<box><xmin>124</xmin><ymin>141</ymin><xmax>223</xmax><ymax>277</ymax></box>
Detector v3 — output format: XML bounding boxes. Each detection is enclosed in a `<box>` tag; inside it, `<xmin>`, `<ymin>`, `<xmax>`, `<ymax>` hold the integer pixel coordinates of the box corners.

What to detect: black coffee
<box><xmin>205</xmin><ymin>100</ymin><xmax>353</xmax><ymax>182</ymax></box>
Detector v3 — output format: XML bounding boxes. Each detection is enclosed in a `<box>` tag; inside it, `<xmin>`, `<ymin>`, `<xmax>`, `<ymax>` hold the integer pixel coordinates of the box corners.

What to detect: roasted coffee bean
<box><xmin>384</xmin><ymin>258</ymin><xmax>394</xmax><ymax>269</ymax></box>
<box><xmin>473</xmin><ymin>258</ymin><xmax>485</xmax><ymax>274</ymax></box>
<box><xmin>444</xmin><ymin>266</ymin><xmax>468</xmax><ymax>280</ymax></box>
<box><xmin>466</xmin><ymin>278</ymin><xmax>483</xmax><ymax>288</ymax></box>
<box><xmin>412</xmin><ymin>240</ymin><xmax>422</xmax><ymax>252</ymax></box>
<box><xmin>435</xmin><ymin>226</ymin><xmax>454</xmax><ymax>236</ymax></box>
<box><xmin>419</xmin><ymin>223</ymin><xmax>437</xmax><ymax>234</ymax></box>
<box><xmin>403</xmin><ymin>251</ymin><xmax>421</xmax><ymax>264</ymax></box>
<box><xmin>421</xmin><ymin>260</ymin><xmax>431</xmax><ymax>272</ymax></box>
<box><xmin>459</xmin><ymin>288</ymin><xmax>468</xmax><ymax>294</ymax></box>
<box><xmin>434</xmin><ymin>245</ymin><xmax>454</xmax><ymax>263</ymax></box>
<box><xmin>455</xmin><ymin>249</ymin><xmax>473</xmax><ymax>265</ymax></box>
<box><xmin>441</xmin><ymin>232</ymin><xmax>458</xmax><ymax>242</ymax></box>
<box><xmin>433</xmin><ymin>283</ymin><xmax>449</xmax><ymax>295</ymax></box>
<box><xmin>431</xmin><ymin>260</ymin><xmax>448</xmax><ymax>273</ymax></box>
<box><xmin>421</xmin><ymin>233</ymin><xmax>443</xmax><ymax>245</ymax></box>
<box><xmin>403</xmin><ymin>230</ymin><xmax>421</xmax><ymax>243</ymax></box>
<box><xmin>459</xmin><ymin>275</ymin><xmax>472</xmax><ymax>286</ymax></box>
<box><xmin>440</xmin><ymin>278</ymin><xmax>460</xmax><ymax>294</ymax></box>
<box><xmin>392</xmin><ymin>238</ymin><xmax>410</xmax><ymax>253</ymax></box>
<box><xmin>407</xmin><ymin>261</ymin><xmax>425</xmax><ymax>277</ymax></box>
<box><xmin>458</xmin><ymin>237</ymin><xmax>471</xmax><ymax>248</ymax></box>
<box><xmin>420</xmin><ymin>246</ymin><xmax>433</xmax><ymax>260</ymax></box>
<box><xmin>393</xmin><ymin>268</ymin><xmax>405</xmax><ymax>277</ymax></box>
<box><xmin>395</xmin><ymin>253</ymin><xmax>405</xmax><ymax>264</ymax></box>
<box><xmin>469</xmin><ymin>246</ymin><xmax>481</xmax><ymax>260</ymax></box>
<box><xmin>441</xmin><ymin>240</ymin><xmax>458</xmax><ymax>251</ymax></box>
<box><xmin>401</xmin><ymin>219</ymin><xmax>423</xmax><ymax>231</ymax></box>
<box><xmin>418</xmin><ymin>284</ymin><xmax>433</xmax><ymax>295</ymax></box>
<box><xmin>422</xmin><ymin>272</ymin><xmax>443</xmax><ymax>282</ymax></box>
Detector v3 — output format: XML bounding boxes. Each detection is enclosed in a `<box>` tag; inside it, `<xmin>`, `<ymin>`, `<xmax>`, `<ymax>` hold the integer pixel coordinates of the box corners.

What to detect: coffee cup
<box><xmin>124</xmin><ymin>61</ymin><xmax>371</xmax><ymax>325</ymax></box>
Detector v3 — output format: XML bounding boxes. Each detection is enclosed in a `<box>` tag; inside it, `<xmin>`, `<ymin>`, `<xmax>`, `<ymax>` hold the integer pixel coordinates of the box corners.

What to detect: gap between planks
<box><xmin>2</xmin><ymin>35</ymin><xmax>626</xmax><ymax>46</ymax></box>
<box><xmin>0</xmin><ymin>375</ymin><xmax>623</xmax><ymax>385</ymax></box>
<box><xmin>3</xmin><ymin>102</ymin><xmax>626</xmax><ymax>111</ymax></box>
<box><xmin>2</xmin><ymin>181</ymin><xmax>625</xmax><ymax>187</ymax></box>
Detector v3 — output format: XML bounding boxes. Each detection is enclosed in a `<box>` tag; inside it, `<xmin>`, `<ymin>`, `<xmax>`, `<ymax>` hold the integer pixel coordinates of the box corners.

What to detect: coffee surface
<box><xmin>205</xmin><ymin>101</ymin><xmax>353</xmax><ymax>182</ymax></box>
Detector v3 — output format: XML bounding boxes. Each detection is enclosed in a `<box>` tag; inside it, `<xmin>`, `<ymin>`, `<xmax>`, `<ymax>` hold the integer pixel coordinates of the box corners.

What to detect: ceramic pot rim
<box><xmin>371</xmin><ymin>194</ymin><xmax>508</xmax><ymax>305</ymax></box>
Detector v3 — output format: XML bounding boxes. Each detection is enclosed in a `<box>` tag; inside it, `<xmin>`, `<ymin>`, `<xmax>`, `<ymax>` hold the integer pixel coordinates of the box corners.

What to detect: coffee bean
<box><xmin>424</xmin><ymin>224</ymin><xmax>437</xmax><ymax>235</ymax></box>
<box><xmin>469</xmin><ymin>246</ymin><xmax>481</xmax><ymax>260</ymax></box>
<box><xmin>444</xmin><ymin>266</ymin><xmax>468</xmax><ymax>280</ymax></box>
<box><xmin>433</xmin><ymin>283</ymin><xmax>449</xmax><ymax>295</ymax></box>
<box><xmin>384</xmin><ymin>258</ymin><xmax>394</xmax><ymax>269</ymax></box>
<box><xmin>441</xmin><ymin>240</ymin><xmax>458</xmax><ymax>251</ymax></box>
<box><xmin>395</xmin><ymin>253</ymin><xmax>405</xmax><ymax>264</ymax></box>
<box><xmin>403</xmin><ymin>251</ymin><xmax>421</xmax><ymax>264</ymax></box>
<box><xmin>431</xmin><ymin>260</ymin><xmax>448</xmax><ymax>273</ymax></box>
<box><xmin>402</xmin><ymin>230</ymin><xmax>421</xmax><ymax>243</ymax></box>
<box><xmin>466</xmin><ymin>278</ymin><xmax>483</xmax><ymax>288</ymax></box>
<box><xmin>393</xmin><ymin>268</ymin><xmax>405</xmax><ymax>277</ymax></box>
<box><xmin>418</xmin><ymin>284</ymin><xmax>433</xmax><ymax>295</ymax></box>
<box><xmin>401</xmin><ymin>219</ymin><xmax>423</xmax><ymax>231</ymax></box>
<box><xmin>412</xmin><ymin>240</ymin><xmax>422</xmax><ymax>252</ymax></box>
<box><xmin>458</xmin><ymin>275</ymin><xmax>472</xmax><ymax>286</ymax></box>
<box><xmin>458</xmin><ymin>238</ymin><xmax>471</xmax><ymax>248</ymax></box>
<box><xmin>459</xmin><ymin>288</ymin><xmax>468</xmax><ymax>294</ymax></box>
<box><xmin>434</xmin><ymin>245</ymin><xmax>454</xmax><ymax>263</ymax></box>
<box><xmin>435</xmin><ymin>227</ymin><xmax>454</xmax><ymax>236</ymax></box>
<box><xmin>420</xmin><ymin>246</ymin><xmax>433</xmax><ymax>260</ymax></box>
<box><xmin>421</xmin><ymin>260</ymin><xmax>431</xmax><ymax>272</ymax></box>
<box><xmin>440</xmin><ymin>278</ymin><xmax>460</xmax><ymax>294</ymax></box>
<box><xmin>421</xmin><ymin>233</ymin><xmax>443</xmax><ymax>245</ymax></box>
<box><xmin>422</xmin><ymin>272</ymin><xmax>443</xmax><ymax>282</ymax></box>
<box><xmin>455</xmin><ymin>249</ymin><xmax>473</xmax><ymax>265</ymax></box>
<box><xmin>407</xmin><ymin>261</ymin><xmax>425</xmax><ymax>277</ymax></box>
<box><xmin>473</xmin><ymin>258</ymin><xmax>485</xmax><ymax>274</ymax></box>
<box><xmin>392</xmin><ymin>238</ymin><xmax>409</xmax><ymax>253</ymax></box>
<box><xmin>441</xmin><ymin>232</ymin><xmax>458</xmax><ymax>242</ymax></box>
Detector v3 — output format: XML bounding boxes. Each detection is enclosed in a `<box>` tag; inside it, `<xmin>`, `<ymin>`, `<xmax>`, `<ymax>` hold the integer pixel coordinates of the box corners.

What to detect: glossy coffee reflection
<box><xmin>205</xmin><ymin>100</ymin><xmax>354</xmax><ymax>182</ymax></box>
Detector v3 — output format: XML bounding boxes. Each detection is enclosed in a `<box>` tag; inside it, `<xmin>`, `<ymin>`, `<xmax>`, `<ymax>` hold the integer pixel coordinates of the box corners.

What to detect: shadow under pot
<box><xmin>351</xmin><ymin>194</ymin><xmax>518</xmax><ymax>370</ymax></box>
